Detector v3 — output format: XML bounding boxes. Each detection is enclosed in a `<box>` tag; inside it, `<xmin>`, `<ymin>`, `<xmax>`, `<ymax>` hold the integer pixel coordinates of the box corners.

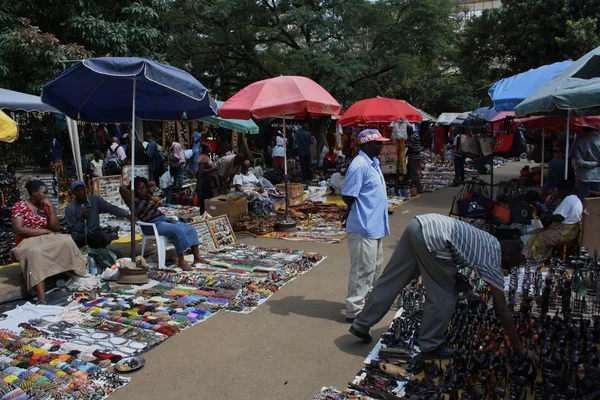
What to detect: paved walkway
<box><xmin>0</xmin><ymin>160</ymin><xmax>527</xmax><ymax>399</ymax></box>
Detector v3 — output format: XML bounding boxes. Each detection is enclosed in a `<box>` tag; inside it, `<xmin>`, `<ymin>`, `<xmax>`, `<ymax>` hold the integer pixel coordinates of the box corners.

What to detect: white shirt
<box><xmin>159</xmin><ymin>171</ymin><xmax>173</xmax><ymax>189</ymax></box>
<box><xmin>233</xmin><ymin>172</ymin><xmax>260</xmax><ymax>188</ymax></box>
<box><xmin>90</xmin><ymin>159</ymin><xmax>103</xmax><ymax>177</ymax></box>
<box><xmin>554</xmin><ymin>194</ymin><xmax>583</xmax><ymax>225</ymax></box>
<box><xmin>272</xmin><ymin>136</ymin><xmax>286</xmax><ymax>157</ymax></box>
<box><xmin>107</xmin><ymin>143</ymin><xmax>126</xmax><ymax>161</ymax></box>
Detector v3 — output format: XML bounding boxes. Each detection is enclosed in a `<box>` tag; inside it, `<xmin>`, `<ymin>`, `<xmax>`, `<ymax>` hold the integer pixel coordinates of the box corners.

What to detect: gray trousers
<box><xmin>352</xmin><ymin>219</ymin><xmax>457</xmax><ymax>351</ymax></box>
<box><xmin>346</xmin><ymin>232</ymin><xmax>384</xmax><ymax>318</ymax></box>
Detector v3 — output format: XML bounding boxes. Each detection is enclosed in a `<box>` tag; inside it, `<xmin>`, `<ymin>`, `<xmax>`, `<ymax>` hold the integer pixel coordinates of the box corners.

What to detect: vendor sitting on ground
<box><xmin>233</xmin><ymin>162</ymin><xmax>267</xmax><ymax>198</ymax></box>
<box><xmin>525</xmin><ymin>180</ymin><xmax>582</xmax><ymax>260</ymax></box>
<box><xmin>65</xmin><ymin>180</ymin><xmax>131</xmax><ymax>248</ymax></box>
<box><xmin>322</xmin><ymin>146</ymin><xmax>338</xmax><ymax>171</ymax></box>
<box><xmin>11</xmin><ymin>180</ymin><xmax>88</xmax><ymax>304</ymax></box>
<box><xmin>120</xmin><ymin>177</ymin><xmax>206</xmax><ymax>270</ymax></box>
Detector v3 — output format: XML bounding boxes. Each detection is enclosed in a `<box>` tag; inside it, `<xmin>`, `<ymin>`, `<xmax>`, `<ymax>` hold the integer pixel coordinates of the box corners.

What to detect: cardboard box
<box><xmin>204</xmin><ymin>196</ymin><xmax>247</xmax><ymax>222</ymax></box>
<box><xmin>582</xmin><ymin>197</ymin><xmax>600</xmax><ymax>251</ymax></box>
<box><xmin>276</xmin><ymin>183</ymin><xmax>304</xmax><ymax>199</ymax></box>
<box><xmin>289</xmin><ymin>195</ymin><xmax>304</xmax><ymax>206</ymax></box>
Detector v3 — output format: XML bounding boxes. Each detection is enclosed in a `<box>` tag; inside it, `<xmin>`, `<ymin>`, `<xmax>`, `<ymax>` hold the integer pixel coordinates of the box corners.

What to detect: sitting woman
<box><xmin>120</xmin><ymin>177</ymin><xmax>205</xmax><ymax>270</ymax></box>
<box><xmin>525</xmin><ymin>180</ymin><xmax>582</xmax><ymax>260</ymax></box>
<box><xmin>233</xmin><ymin>162</ymin><xmax>268</xmax><ymax>198</ymax></box>
<box><xmin>11</xmin><ymin>180</ymin><xmax>87</xmax><ymax>304</ymax></box>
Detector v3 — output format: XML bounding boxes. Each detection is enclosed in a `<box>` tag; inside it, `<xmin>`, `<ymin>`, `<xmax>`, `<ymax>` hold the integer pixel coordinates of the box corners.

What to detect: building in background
<box><xmin>456</xmin><ymin>0</ymin><xmax>502</xmax><ymax>19</ymax></box>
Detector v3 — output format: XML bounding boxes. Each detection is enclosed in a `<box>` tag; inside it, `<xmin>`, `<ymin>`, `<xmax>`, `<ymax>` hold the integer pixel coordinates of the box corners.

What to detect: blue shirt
<box><xmin>543</xmin><ymin>157</ymin><xmax>565</xmax><ymax>191</ymax></box>
<box><xmin>192</xmin><ymin>131</ymin><xmax>202</xmax><ymax>150</ymax></box>
<box><xmin>295</xmin><ymin>129</ymin><xmax>312</xmax><ymax>157</ymax></box>
<box><xmin>342</xmin><ymin>151</ymin><xmax>389</xmax><ymax>239</ymax></box>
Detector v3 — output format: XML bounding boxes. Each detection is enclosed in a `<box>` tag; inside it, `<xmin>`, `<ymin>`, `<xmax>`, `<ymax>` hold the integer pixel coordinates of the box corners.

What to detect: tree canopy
<box><xmin>0</xmin><ymin>0</ymin><xmax>599</xmax><ymax>116</ymax></box>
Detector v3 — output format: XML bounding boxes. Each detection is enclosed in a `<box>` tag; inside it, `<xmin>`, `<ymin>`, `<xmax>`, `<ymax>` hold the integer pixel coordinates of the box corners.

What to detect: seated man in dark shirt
<box><xmin>65</xmin><ymin>181</ymin><xmax>131</xmax><ymax>248</ymax></box>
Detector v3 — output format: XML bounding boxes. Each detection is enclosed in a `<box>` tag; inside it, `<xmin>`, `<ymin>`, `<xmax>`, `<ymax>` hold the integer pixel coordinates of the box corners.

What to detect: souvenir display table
<box><xmin>233</xmin><ymin>202</ymin><xmax>349</xmax><ymax>243</ymax></box>
<box><xmin>316</xmin><ymin>252</ymin><xmax>600</xmax><ymax>400</ymax></box>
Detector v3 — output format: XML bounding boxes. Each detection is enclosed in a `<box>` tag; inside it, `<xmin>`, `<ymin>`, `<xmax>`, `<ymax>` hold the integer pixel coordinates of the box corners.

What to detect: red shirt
<box><xmin>11</xmin><ymin>201</ymin><xmax>50</xmax><ymax>246</ymax></box>
<box><xmin>324</xmin><ymin>152</ymin><xmax>338</xmax><ymax>163</ymax></box>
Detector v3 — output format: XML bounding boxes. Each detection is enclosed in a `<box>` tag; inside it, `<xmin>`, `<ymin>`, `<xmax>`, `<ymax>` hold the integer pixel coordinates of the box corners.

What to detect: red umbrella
<box><xmin>516</xmin><ymin>115</ymin><xmax>600</xmax><ymax>132</ymax></box>
<box><xmin>219</xmin><ymin>76</ymin><xmax>341</xmax><ymax>231</ymax></box>
<box><xmin>218</xmin><ymin>76</ymin><xmax>341</xmax><ymax>119</ymax></box>
<box><xmin>337</xmin><ymin>97</ymin><xmax>423</xmax><ymax>127</ymax></box>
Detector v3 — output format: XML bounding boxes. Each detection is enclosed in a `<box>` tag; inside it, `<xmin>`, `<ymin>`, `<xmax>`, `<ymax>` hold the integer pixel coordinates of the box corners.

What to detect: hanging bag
<box><xmin>492</xmin><ymin>182</ymin><xmax>512</xmax><ymax>223</ymax></box>
<box><xmin>456</xmin><ymin>178</ymin><xmax>490</xmax><ymax>218</ymax></box>
<box><xmin>458</xmin><ymin>135</ymin><xmax>481</xmax><ymax>158</ymax></box>
<box><xmin>479</xmin><ymin>137</ymin><xmax>494</xmax><ymax>156</ymax></box>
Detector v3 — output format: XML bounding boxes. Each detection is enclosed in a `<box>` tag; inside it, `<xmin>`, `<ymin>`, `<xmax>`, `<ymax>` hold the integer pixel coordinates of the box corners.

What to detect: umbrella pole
<box><xmin>130</xmin><ymin>78</ymin><xmax>137</xmax><ymax>257</ymax></box>
<box><xmin>540</xmin><ymin>129</ymin><xmax>545</xmax><ymax>188</ymax></box>
<box><xmin>565</xmin><ymin>111</ymin><xmax>570</xmax><ymax>180</ymax></box>
<box><xmin>276</xmin><ymin>116</ymin><xmax>296</xmax><ymax>232</ymax></box>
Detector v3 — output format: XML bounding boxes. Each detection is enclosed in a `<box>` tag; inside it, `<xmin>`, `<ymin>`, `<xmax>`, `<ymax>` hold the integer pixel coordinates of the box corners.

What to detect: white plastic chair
<box><xmin>136</xmin><ymin>221</ymin><xmax>169</xmax><ymax>269</ymax></box>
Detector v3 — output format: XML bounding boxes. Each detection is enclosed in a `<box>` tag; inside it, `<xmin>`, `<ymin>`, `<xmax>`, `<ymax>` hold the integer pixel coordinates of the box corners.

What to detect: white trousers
<box><xmin>346</xmin><ymin>232</ymin><xmax>384</xmax><ymax>318</ymax></box>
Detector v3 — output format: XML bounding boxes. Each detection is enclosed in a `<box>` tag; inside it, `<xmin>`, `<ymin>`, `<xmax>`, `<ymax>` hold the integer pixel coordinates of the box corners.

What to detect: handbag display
<box><xmin>458</xmin><ymin>135</ymin><xmax>482</xmax><ymax>158</ymax></box>
<box><xmin>493</xmin><ymin>179</ymin><xmax>528</xmax><ymax>224</ymax></box>
<box><xmin>450</xmin><ymin>178</ymin><xmax>491</xmax><ymax>218</ymax></box>
<box><xmin>479</xmin><ymin>137</ymin><xmax>494</xmax><ymax>156</ymax></box>
<box><xmin>494</xmin><ymin>133</ymin><xmax>514</xmax><ymax>154</ymax></box>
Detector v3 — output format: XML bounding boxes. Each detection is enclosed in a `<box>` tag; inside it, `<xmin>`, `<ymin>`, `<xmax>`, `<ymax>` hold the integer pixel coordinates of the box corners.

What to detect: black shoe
<box><xmin>345</xmin><ymin>317</ymin><xmax>355</xmax><ymax>323</ymax></box>
<box><xmin>420</xmin><ymin>346</ymin><xmax>455</xmax><ymax>360</ymax></box>
<box><xmin>349</xmin><ymin>326</ymin><xmax>372</xmax><ymax>344</ymax></box>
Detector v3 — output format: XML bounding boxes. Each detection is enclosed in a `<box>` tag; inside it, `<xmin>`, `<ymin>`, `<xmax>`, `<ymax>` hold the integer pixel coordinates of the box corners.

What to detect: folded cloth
<box><xmin>11</xmin><ymin>233</ymin><xmax>88</xmax><ymax>292</ymax></box>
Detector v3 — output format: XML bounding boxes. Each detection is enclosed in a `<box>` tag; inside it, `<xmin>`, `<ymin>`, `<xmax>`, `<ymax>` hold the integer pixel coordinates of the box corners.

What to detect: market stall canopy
<box><xmin>0</xmin><ymin>110</ymin><xmax>18</xmax><ymax>143</ymax></box>
<box><xmin>337</xmin><ymin>97</ymin><xmax>422</xmax><ymax>126</ymax></box>
<box><xmin>515</xmin><ymin>45</ymin><xmax>600</xmax><ymax>117</ymax></box>
<box><xmin>0</xmin><ymin>88</ymin><xmax>60</xmax><ymax>113</ymax></box>
<box><xmin>450</xmin><ymin>112</ymin><xmax>471</xmax><ymax>126</ymax></box>
<box><xmin>516</xmin><ymin>115</ymin><xmax>600</xmax><ymax>131</ymax></box>
<box><xmin>202</xmin><ymin>101</ymin><xmax>259</xmax><ymax>134</ymax></box>
<box><xmin>416</xmin><ymin>107</ymin><xmax>436</xmax><ymax>122</ymax></box>
<box><xmin>218</xmin><ymin>76</ymin><xmax>341</xmax><ymax>119</ymax></box>
<box><xmin>489</xmin><ymin>61</ymin><xmax>573</xmax><ymax>112</ymax></box>
<box><xmin>41</xmin><ymin>57</ymin><xmax>217</xmax><ymax>122</ymax></box>
<box><xmin>436</xmin><ymin>113</ymin><xmax>462</xmax><ymax>126</ymax></box>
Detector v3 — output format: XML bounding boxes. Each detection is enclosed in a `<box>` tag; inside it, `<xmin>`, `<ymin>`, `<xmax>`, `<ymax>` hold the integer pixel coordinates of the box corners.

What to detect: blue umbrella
<box><xmin>471</xmin><ymin>106</ymin><xmax>501</xmax><ymax>121</ymax></box>
<box><xmin>42</xmin><ymin>57</ymin><xmax>217</xmax><ymax>255</ymax></box>
<box><xmin>488</xmin><ymin>60</ymin><xmax>573</xmax><ymax>111</ymax></box>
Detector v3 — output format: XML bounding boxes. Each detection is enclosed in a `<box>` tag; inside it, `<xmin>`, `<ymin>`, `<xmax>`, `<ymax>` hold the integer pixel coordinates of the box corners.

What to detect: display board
<box><xmin>207</xmin><ymin>215</ymin><xmax>236</xmax><ymax>248</ymax></box>
<box><xmin>92</xmin><ymin>175</ymin><xmax>122</xmax><ymax>205</ymax></box>
<box><xmin>188</xmin><ymin>219</ymin><xmax>217</xmax><ymax>253</ymax></box>
<box><xmin>186</xmin><ymin>216</ymin><xmax>236</xmax><ymax>252</ymax></box>
<box><xmin>21</xmin><ymin>173</ymin><xmax>58</xmax><ymax>209</ymax></box>
<box><xmin>121</xmin><ymin>165</ymin><xmax>149</xmax><ymax>186</ymax></box>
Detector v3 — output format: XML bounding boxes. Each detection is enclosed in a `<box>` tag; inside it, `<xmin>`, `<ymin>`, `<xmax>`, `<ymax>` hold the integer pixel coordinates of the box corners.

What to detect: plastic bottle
<box><xmin>88</xmin><ymin>256</ymin><xmax>98</xmax><ymax>275</ymax></box>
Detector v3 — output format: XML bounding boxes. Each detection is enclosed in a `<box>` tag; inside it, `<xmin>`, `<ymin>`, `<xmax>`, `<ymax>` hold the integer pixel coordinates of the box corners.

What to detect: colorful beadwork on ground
<box><xmin>0</xmin><ymin>244</ymin><xmax>323</xmax><ymax>398</ymax></box>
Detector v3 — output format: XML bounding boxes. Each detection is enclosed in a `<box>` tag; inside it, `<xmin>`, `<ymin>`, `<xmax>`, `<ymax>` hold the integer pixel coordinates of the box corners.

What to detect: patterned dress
<box><xmin>11</xmin><ymin>201</ymin><xmax>50</xmax><ymax>246</ymax></box>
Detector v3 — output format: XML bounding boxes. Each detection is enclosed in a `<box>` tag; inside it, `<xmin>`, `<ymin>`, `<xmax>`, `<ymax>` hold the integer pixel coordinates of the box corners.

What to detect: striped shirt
<box><xmin>134</xmin><ymin>198</ymin><xmax>163</xmax><ymax>222</ymax></box>
<box><xmin>407</xmin><ymin>132</ymin><xmax>421</xmax><ymax>160</ymax></box>
<box><xmin>415</xmin><ymin>213</ymin><xmax>504</xmax><ymax>289</ymax></box>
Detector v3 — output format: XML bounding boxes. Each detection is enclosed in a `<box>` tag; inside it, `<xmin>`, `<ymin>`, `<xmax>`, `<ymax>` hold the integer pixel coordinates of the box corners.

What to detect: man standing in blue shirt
<box><xmin>341</xmin><ymin>129</ymin><xmax>390</xmax><ymax>322</ymax></box>
<box><xmin>295</xmin><ymin>122</ymin><xmax>313</xmax><ymax>181</ymax></box>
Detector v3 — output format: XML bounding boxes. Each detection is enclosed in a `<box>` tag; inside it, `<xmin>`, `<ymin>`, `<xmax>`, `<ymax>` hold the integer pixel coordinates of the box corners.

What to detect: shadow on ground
<box><xmin>267</xmin><ymin>295</ymin><xmax>348</xmax><ymax>322</ymax></box>
<box><xmin>334</xmin><ymin>326</ymin><xmax>388</xmax><ymax>357</ymax></box>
